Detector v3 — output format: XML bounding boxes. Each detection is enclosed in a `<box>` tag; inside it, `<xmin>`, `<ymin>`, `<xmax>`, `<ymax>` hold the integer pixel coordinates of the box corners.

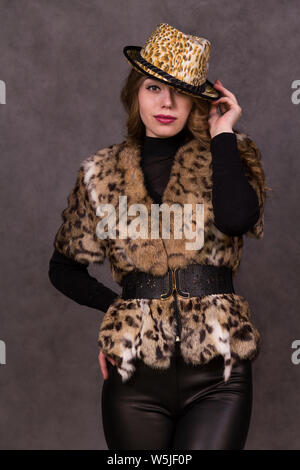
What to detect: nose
<box><xmin>161</xmin><ymin>87</ymin><xmax>175</xmax><ymax>108</ymax></box>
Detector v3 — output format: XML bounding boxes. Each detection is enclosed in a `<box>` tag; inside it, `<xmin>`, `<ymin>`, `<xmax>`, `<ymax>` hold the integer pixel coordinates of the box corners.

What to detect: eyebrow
<box><xmin>144</xmin><ymin>78</ymin><xmax>166</xmax><ymax>87</ymax></box>
<box><xmin>144</xmin><ymin>78</ymin><xmax>157</xmax><ymax>83</ymax></box>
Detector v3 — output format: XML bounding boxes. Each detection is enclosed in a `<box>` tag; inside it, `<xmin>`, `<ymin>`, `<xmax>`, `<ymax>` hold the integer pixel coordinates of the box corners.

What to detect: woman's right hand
<box><xmin>98</xmin><ymin>350</ymin><xmax>116</xmax><ymax>380</ymax></box>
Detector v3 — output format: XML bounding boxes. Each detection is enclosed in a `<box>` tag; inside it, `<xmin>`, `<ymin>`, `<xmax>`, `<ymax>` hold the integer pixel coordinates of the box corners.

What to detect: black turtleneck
<box><xmin>48</xmin><ymin>130</ymin><xmax>260</xmax><ymax>314</ymax></box>
<box><xmin>140</xmin><ymin>127</ymin><xmax>192</xmax><ymax>204</ymax></box>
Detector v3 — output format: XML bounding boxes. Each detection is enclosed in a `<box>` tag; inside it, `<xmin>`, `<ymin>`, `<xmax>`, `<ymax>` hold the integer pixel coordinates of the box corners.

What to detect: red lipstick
<box><xmin>154</xmin><ymin>114</ymin><xmax>177</xmax><ymax>124</ymax></box>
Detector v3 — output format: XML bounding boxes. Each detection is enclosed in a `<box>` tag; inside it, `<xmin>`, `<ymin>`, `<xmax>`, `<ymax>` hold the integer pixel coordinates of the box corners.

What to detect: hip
<box><xmin>103</xmin><ymin>348</ymin><xmax>252</xmax><ymax>414</ymax></box>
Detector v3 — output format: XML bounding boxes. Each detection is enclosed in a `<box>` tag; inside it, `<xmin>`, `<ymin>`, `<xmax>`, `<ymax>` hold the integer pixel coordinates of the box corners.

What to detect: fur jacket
<box><xmin>53</xmin><ymin>130</ymin><xmax>266</xmax><ymax>383</ymax></box>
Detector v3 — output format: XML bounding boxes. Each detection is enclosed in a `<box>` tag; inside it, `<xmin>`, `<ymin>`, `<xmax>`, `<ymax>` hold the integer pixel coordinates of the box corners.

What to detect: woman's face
<box><xmin>138</xmin><ymin>77</ymin><xmax>193</xmax><ymax>138</ymax></box>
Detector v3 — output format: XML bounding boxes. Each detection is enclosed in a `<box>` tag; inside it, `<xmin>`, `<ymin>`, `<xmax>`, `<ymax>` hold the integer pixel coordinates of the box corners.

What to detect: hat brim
<box><xmin>123</xmin><ymin>46</ymin><xmax>221</xmax><ymax>101</ymax></box>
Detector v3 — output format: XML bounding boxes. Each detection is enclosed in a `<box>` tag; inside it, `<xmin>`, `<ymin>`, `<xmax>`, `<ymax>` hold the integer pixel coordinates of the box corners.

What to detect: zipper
<box><xmin>173</xmin><ymin>289</ymin><xmax>182</xmax><ymax>342</ymax></box>
<box><xmin>170</xmin><ymin>269</ymin><xmax>182</xmax><ymax>343</ymax></box>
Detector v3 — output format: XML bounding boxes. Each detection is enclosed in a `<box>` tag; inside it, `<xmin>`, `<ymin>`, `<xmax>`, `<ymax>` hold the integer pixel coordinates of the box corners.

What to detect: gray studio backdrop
<box><xmin>0</xmin><ymin>0</ymin><xmax>299</xmax><ymax>450</ymax></box>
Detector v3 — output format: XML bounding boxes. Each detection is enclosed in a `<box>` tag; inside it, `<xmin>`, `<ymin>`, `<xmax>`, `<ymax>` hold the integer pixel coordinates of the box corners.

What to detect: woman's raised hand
<box><xmin>98</xmin><ymin>350</ymin><xmax>116</xmax><ymax>380</ymax></box>
<box><xmin>208</xmin><ymin>79</ymin><xmax>242</xmax><ymax>139</ymax></box>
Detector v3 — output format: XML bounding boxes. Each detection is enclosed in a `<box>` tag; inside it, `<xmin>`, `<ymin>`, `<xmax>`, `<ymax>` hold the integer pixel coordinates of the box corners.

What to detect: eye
<box><xmin>146</xmin><ymin>84</ymin><xmax>184</xmax><ymax>95</ymax></box>
<box><xmin>146</xmin><ymin>85</ymin><xmax>160</xmax><ymax>92</ymax></box>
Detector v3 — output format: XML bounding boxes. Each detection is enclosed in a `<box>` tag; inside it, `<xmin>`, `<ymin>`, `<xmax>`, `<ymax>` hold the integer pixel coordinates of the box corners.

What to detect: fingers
<box><xmin>212</xmin><ymin>96</ymin><xmax>242</xmax><ymax>117</ymax></box>
<box><xmin>209</xmin><ymin>81</ymin><xmax>242</xmax><ymax>135</ymax></box>
<box><xmin>98</xmin><ymin>350</ymin><xmax>116</xmax><ymax>381</ymax></box>
<box><xmin>211</xmin><ymin>97</ymin><xmax>234</xmax><ymax>116</ymax></box>
<box><xmin>107</xmin><ymin>356</ymin><xmax>116</xmax><ymax>366</ymax></box>
<box><xmin>208</xmin><ymin>102</ymin><xmax>219</xmax><ymax>119</ymax></box>
<box><xmin>98</xmin><ymin>350</ymin><xmax>108</xmax><ymax>380</ymax></box>
<box><xmin>213</xmin><ymin>96</ymin><xmax>234</xmax><ymax>107</ymax></box>
<box><xmin>214</xmin><ymin>79</ymin><xmax>239</xmax><ymax>105</ymax></box>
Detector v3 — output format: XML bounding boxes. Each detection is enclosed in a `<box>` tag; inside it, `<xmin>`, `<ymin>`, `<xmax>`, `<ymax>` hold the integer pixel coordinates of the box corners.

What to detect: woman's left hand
<box><xmin>208</xmin><ymin>79</ymin><xmax>242</xmax><ymax>139</ymax></box>
<box><xmin>98</xmin><ymin>350</ymin><xmax>116</xmax><ymax>380</ymax></box>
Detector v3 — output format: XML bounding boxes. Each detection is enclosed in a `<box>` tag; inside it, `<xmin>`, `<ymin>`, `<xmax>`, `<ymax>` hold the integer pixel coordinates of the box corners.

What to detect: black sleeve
<box><xmin>48</xmin><ymin>249</ymin><xmax>119</xmax><ymax>313</ymax></box>
<box><xmin>210</xmin><ymin>132</ymin><xmax>260</xmax><ymax>236</ymax></box>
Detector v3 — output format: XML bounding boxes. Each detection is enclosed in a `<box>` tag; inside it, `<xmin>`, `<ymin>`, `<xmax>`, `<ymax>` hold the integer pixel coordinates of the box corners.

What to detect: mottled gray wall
<box><xmin>0</xmin><ymin>0</ymin><xmax>299</xmax><ymax>450</ymax></box>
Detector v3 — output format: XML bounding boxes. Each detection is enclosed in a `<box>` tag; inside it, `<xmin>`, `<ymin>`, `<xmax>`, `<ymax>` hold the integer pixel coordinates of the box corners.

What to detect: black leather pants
<box><xmin>101</xmin><ymin>343</ymin><xmax>253</xmax><ymax>450</ymax></box>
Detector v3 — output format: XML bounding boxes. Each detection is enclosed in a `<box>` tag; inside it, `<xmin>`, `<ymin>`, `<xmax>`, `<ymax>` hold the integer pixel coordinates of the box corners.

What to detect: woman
<box><xmin>49</xmin><ymin>23</ymin><xmax>269</xmax><ymax>450</ymax></box>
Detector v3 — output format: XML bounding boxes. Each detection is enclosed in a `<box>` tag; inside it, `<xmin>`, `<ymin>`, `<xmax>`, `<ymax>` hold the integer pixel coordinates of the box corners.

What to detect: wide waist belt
<box><xmin>121</xmin><ymin>264</ymin><xmax>235</xmax><ymax>300</ymax></box>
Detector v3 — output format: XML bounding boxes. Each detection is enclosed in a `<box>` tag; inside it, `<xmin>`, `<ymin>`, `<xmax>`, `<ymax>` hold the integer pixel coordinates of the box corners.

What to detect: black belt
<box><xmin>121</xmin><ymin>264</ymin><xmax>235</xmax><ymax>300</ymax></box>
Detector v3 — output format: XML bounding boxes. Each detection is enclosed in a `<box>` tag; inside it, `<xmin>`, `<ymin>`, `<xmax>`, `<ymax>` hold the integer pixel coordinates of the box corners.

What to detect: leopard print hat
<box><xmin>123</xmin><ymin>22</ymin><xmax>222</xmax><ymax>101</ymax></box>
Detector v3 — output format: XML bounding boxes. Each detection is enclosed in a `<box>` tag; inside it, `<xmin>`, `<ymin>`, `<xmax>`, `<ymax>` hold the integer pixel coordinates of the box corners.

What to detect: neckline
<box><xmin>142</xmin><ymin>128</ymin><xmax>191</xmax><ymax>156</ymax></box>
<box><xmin>143</xmin><ymin>127</ymin><xmax>188</xmax><ymax>142</ymax></box>
<box><xmin>128</xmin><ymin>135</ymin><xmax>199</xmax><ymax>207</ymax></box>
